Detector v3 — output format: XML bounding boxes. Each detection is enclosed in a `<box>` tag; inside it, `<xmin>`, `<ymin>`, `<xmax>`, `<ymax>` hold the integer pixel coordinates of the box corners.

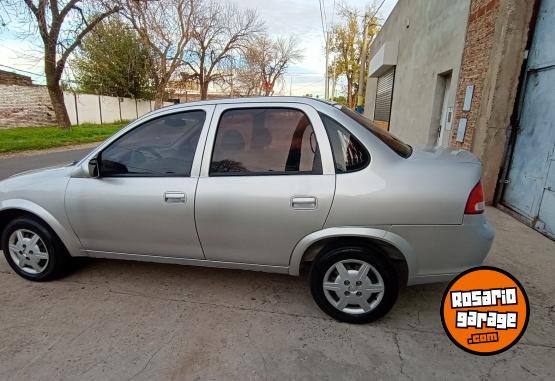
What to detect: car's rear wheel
<box><xmin>1</xmin><ymin>217</ymin><xmax>70</xmax><ymax>281</ymax></box>
<box><xmin>310</xmin><ymin>246</ymin><xmax>398</xmax><ymax>324</ymax></box>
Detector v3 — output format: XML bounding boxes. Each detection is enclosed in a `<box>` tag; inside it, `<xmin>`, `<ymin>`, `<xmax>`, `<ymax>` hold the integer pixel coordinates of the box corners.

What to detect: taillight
<box><xmin>465</xmin><ymin>182</ymin><xmax>485</xmax><ymax>214</ymax></box>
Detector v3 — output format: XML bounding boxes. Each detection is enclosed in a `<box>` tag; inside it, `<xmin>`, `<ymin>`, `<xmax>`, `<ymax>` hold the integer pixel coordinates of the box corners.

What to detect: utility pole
<box><xmin>230</xmin><ymin>62</ymin><xmax>234</xmax><ymax>98</ymax></box>
<box><xmin>324</xmin><ymin>31</ymin><xmax>330</xmax><ymax>100</ymax></box>
<box><xmin>289</xmin><ymin>76</ymin><xmax>293</xmax><ymax>96</ymax></box>
<box><xmin>331</xmin><ymin>58</ymin><xmax>337</xmax><ymax>100</ymax></box>
<box><xmin>356</xmin><ymin>13</ymin><xmax>370</xmax><ymax>109</ymax></box>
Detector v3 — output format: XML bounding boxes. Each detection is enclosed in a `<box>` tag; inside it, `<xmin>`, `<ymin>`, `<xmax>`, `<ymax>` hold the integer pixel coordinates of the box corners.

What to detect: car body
<box><xmin>0</xmin><ymin>97</ymin><xmax>495</xmax><ymax>323</ymax></box>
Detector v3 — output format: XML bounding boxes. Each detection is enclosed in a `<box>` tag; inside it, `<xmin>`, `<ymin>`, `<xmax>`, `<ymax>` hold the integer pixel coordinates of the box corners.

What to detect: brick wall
<box><xmin>0</xmin><ymin>84</ymin><xmax>56</xmax><ymax>128</ymax></box>
<box><xmin>0</xmin><ymin>70</ymin><xmax>33</xmax><ymax>86</ymax></box>
<box><xmin>450</xmin><ymin>0</ymin><xmax>501</xmax><ymax>150</ymax></box>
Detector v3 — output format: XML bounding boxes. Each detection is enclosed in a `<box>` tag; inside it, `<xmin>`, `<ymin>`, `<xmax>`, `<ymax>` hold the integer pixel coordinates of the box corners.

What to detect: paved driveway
<box><xmin>0</xmin><ymin>151</ymin><xmax>554</xmax><ymax>380</ymax></box>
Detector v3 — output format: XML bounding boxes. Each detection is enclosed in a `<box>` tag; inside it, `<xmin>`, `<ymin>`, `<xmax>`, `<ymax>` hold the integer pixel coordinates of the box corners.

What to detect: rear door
<box><xmin>195</xmin><ymin>103</ymin><xmax>335</xmax><ymax>267</ymax></box>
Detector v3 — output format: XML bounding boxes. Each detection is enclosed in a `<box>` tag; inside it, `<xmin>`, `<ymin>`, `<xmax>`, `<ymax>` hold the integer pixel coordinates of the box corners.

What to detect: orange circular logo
<box><xmin>441</xmin><ymin>266</ymin><xmax>529</xmax><ymax>355</ymax></box>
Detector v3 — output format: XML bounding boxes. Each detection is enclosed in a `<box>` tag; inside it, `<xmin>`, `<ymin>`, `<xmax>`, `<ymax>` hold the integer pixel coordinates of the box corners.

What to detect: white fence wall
<box><xmin>100</xmin><ymin>96</ymin><xmax>120</xmax><ymax>123</ymax></box>
<box><xmin>63</xmin><ymin>92</ymin><xmax>172</xmax><ymax>125</ymax></box>
<box><xmin>120</xmin><ymin>98</ymin><xmax>137</xmax><ymax>121</ymax></box>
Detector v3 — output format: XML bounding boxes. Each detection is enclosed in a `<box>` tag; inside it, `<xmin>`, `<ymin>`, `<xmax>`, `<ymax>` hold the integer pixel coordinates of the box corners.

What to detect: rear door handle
<box><xmin>291</xmin><ymin>196</ymin><xmax>317</xmax><ymax>210</ymax></box>
<box><xmin>164</xmin><ymin>191</ymin><xmax>186</xmax><ymax>203</ymax></box>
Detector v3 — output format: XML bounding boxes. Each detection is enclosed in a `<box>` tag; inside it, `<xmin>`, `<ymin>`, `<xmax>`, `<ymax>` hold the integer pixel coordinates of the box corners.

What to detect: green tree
<box><xmin>73</xmin><ymin>17</ymin><xmax>154</xmax><ymax>99</ymax></box>
<box><xmin>329</xmin><ymin>7</ymin><xmax>379</xmax><ymax>108</ymax></box>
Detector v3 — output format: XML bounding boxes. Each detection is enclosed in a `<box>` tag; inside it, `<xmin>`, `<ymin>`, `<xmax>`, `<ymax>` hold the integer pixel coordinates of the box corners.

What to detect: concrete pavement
<box><xmin>0</xmin><ymin>151</ymin><xmax>554</xmax><ymax>380</ymax></box>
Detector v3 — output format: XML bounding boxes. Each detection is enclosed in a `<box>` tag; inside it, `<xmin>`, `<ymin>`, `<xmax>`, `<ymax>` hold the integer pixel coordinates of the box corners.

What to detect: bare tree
<box><xmin>232</xmin><ymin>66</ymin><xmax>263</xmax><ymax>96</ymax></box>
<box><xmin>243</xmin><ymin>34</ymin><xmax>302</xmax><ymax>96</ymax></box>
<box><xmin>16</xmin><ymin>1</ymin><xmax>121</xmax><ymax>128</ymax></box>
<box><xmin>121</xmin><ymin>0</ymin><xmax>196</xmax><ymax>108</ymax></box>
<box><xmin>183</xmin><ymin>0</ymin><xmax>263</xmax><ymax>100</ymax></box>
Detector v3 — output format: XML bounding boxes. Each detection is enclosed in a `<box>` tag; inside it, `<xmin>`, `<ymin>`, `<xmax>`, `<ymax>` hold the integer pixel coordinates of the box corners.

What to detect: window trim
<box><xmin>318</xmin><ymin>112</ymin><xmax>371</xmax><ymax>174</ymax></box>
<box><xmin>207</xmin><ymin>106</ymin><xmax>324</xmax><ymax>177</ymax></box>
<box><xmin>98</xmin><ymin>109</ymin><xmax>207</xmax><ymax>178</ymax></box>
<box><xmin>341</xmin><ymin>107</ymin><xmax>413</xmax><ymax>159</ymax></box>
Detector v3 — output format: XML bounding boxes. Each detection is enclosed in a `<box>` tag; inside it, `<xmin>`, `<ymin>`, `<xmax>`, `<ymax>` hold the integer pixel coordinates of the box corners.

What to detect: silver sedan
<box><xmin>0</xmin><ymin>97</ymin><xmax>494</xmax><ymax>323</ymax></box>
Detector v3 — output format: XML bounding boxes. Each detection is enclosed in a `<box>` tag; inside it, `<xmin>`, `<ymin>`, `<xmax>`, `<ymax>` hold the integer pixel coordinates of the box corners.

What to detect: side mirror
<box><xmin>88</xmin><ymin>156</ymin><xmax>100</xmax><ymax>178</ymax></box>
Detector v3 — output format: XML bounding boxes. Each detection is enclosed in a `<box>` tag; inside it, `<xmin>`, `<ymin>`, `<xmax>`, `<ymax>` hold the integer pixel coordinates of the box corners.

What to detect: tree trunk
<box><xmin>153</xmin><ymin>82</ymin><xmax>166</xmax><ymax>109</ymax></box>
<box><xmin>347</xmin><ymin>79</ymin><xmax>353</xmax><ymax>108</ymax></box>
<box><xmin>200</xmin><ymin>82</ymin><xmax>209</xmax><ymax>100</ymax></box>
<box><xmin>44</xmin><ymin>49</ymin><xmax>71</xmax><ymax>129</ymax></box>
<box><xmin>46</xmin><ymin>79</ymin><xmax>71</xmax><ymax>129</ymax></box>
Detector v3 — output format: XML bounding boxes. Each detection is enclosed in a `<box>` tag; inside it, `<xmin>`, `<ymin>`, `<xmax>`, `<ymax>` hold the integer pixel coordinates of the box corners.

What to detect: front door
<box><xmin>195</xmin><ymin>104</ymin><xmax>336</xmax><ymax>267</ymax></box>
<box><xmin>436</xmin><ymin>74</ymin><xmax>452</xmax><ymax>147</ymax></box>
<box><xmin>66</xmin><ymin>107</ymin><xmax>213</xmax><ymax>258</ymax></box>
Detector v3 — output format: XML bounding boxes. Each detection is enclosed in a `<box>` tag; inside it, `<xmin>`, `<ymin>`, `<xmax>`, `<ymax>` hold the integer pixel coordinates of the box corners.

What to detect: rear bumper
<box><xmin>388</xmin><ymin>214</ymin><xmax>495</xmax><ymax>286</ymax></box>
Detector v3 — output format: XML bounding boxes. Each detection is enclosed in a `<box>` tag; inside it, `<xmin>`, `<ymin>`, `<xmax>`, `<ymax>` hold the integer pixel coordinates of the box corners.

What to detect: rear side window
<box><xmin>319</xmin><ymin>113</ymin><xmax>369</xmax><ymax>173</ymax></box>
<box><xmin>341</xmin><ymin>106</ymin><xmax>412</xmax><ymax>158</ymax></box>
<box><xmin>210</xmin><ymin>108</ymin><xmax>322</xmax><ymax>175</ymax></box>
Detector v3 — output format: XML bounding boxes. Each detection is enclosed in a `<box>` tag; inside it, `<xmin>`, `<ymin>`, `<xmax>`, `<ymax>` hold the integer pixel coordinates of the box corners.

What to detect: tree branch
<box><xmin>56</xmin><ymin>6</ymin><xmax>121</xmax><ymax>74</ymax></box>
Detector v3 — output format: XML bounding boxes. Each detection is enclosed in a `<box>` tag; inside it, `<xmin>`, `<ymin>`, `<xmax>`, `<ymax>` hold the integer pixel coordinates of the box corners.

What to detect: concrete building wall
<box><xmin>364</xmin><ymin>0</ymin><xmax>471</xmax><ymax>145</ymax></box>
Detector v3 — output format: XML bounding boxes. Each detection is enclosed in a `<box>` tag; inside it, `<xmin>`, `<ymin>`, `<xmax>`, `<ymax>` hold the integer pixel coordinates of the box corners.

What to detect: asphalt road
<box><xmin>0</xmin><ymin>147</ymin><xmax>93</xmax><ymax>180</ymax></box>
<box><xmin>0</xmin><ymin>150</ymin><xmax>554</xmax><ymax>380</ymax></box>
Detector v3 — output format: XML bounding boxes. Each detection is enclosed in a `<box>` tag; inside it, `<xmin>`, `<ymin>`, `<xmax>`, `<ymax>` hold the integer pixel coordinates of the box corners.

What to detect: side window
<box><xmin>319</xmin><ymin>113</ymin><xmax>370</xmax><ymax>173</ymax></box>
<box><xmin>100</xmin><ymin>111</ymin><xmax>206</xmax><ymax>177</ymax></box>
<box><xmin>210</xmin><ymin>108</ymin><xmax>321</xmax><ymax>175</ymax></box>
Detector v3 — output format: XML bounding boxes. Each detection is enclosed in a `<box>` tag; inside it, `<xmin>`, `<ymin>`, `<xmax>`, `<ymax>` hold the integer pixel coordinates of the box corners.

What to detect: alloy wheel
<box><xmin>8</xmin><ymin>229</ymin><xmax>49</xmax><ymax>275</ymax></box>
<box><xmin>322</xmin><ymin>259</ymin><xmax>385</xmax><ymax>315</ymax></box>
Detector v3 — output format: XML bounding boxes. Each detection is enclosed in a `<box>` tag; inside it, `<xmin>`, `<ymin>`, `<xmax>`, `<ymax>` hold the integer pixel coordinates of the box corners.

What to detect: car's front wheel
<box><xmin>2</xmin><ymin>216</ymin><xmax>70</xmax><ymax>281</ymax></box>
<box><xmin>310</xmin><ymin>246</ymin><xmax>399</xmax><ymax>324</ymax></box>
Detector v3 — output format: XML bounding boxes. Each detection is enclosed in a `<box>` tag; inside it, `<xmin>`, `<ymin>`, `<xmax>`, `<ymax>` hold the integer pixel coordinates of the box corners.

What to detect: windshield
<box><xmin>341</xmin><ymin>107</ymin><xmax>412</xmax><ymax>158</ymax></box>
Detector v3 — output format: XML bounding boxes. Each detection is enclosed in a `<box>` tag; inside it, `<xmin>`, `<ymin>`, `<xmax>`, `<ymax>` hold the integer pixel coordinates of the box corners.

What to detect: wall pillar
<box><xmin>450</xmin><ymin>0</ymin><xmax>536</xmax><ymax>203</ymax></box>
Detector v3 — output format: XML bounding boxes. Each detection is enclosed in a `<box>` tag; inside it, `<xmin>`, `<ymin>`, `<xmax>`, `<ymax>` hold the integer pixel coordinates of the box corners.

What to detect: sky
<box><xmin>0</xmin><ymin>0</ymin><xmax>398</xmax><ymax>97</ymax></box>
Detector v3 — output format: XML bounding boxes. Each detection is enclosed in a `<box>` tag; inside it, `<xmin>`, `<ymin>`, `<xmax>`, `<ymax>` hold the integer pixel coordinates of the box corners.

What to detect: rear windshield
<box><xmin>341</xmin><ymin>107</ymin><xmax>412</xmax><ymax>158</ymax></box>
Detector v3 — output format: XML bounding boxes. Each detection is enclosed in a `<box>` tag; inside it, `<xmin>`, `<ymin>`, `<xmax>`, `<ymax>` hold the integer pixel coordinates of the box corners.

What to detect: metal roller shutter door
<box><xmin>374</xmin><ymin>67</ymin><xmax>395</xmax><ymax>124</ymax></box>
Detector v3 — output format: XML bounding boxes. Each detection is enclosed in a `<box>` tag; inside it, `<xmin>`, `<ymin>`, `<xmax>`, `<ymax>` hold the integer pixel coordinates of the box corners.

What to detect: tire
<box><xmin>310</xmin><ymin>246</ymin><xmax>399</xmax><ymax>324</ymax></box>
<box><xmin>1</xmin><ymin>216</ymin><xmax>71</xmax><ymax>281</ymax></box>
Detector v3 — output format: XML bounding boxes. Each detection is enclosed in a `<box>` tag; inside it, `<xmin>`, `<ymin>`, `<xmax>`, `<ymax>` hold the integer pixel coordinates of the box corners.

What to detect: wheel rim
<box><xmin>322</xmin><ymin>259</ymin><xmax>385</xmax><ymax>315</ymax></box>
<box><xmin>8</xmin><ymin>229</ymin><xmax>49</xmax><ymax>275</ymax></box>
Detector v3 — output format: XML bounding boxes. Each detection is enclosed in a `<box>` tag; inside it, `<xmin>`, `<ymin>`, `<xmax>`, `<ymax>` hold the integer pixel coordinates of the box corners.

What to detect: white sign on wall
<box><xmin>456</xmin><ymin>118</ymin><xmax>468</xmax><ymax>142</ymax></box>
<box><xmin>463</xmin><ymin>85</ymin><xmax>474</xmax><ymax>111</ymax></box>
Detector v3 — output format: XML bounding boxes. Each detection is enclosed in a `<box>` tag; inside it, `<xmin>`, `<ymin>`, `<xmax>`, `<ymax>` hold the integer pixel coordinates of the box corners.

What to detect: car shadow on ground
<box><xmin>66</xmin><ymin>257</ymin><xmax>446</xmax><ymax>332</ymax></box>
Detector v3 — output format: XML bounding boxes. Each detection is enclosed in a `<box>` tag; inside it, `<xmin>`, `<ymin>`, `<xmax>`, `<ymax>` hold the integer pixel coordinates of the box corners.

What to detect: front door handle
<box><xmin>164</xmin><ymin>191</ymin><xmax>186</xmax><ymax>203</ymax></box>
<box><xmin>291</xmin><ymin>196</ymin><xmax>317</xmax><ymax>210</ymax></box>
